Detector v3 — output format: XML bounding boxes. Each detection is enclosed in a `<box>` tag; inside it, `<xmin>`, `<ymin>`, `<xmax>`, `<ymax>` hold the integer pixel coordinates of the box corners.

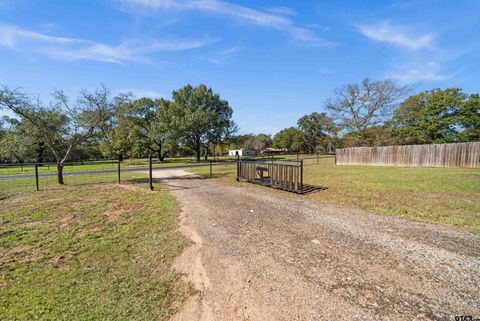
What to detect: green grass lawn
<box><xmin>189</xmin><ymin>157</ymin><xmax>480</xmax><ymax>233</ymax></box>
<box><xmin>0</xmin><ymin>182</ymin><xmax>191</xmax><ymax>320</ymax></box>
<box><xmin>0</xmin><ymin>171</ymin><xmax>149</xmax><ymax>198</ymax></box>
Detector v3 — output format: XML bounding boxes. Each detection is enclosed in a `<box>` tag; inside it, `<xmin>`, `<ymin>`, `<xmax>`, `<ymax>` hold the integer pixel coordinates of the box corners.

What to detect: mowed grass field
<box><xmin>0</xmin><ymin>182</ymin><xmax>190</xmax><ymax>320</ymax></box>
<box><xmin>190</xmin><ymin>157</ymin><xmax>480</xmax><ymax>233</ymax></box>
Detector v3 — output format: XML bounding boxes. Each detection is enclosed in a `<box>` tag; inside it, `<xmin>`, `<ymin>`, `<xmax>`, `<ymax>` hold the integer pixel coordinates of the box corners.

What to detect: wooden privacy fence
<box><xmin>236</xmin><ymin>159</ymin><xmax>304</xmax><ymax>194</ymax></box>
<box><xmin>336</xmin><ymin>142</ymin><xmax>480</xmax><ymax>168</ymax></box>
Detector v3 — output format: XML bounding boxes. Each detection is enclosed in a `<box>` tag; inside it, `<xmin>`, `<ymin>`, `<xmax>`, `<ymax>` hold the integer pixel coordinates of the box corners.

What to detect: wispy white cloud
<box><xmin>390</xmin><ymin>62</ymin><xmax>449</xmax><ymax>82</ymax></box>
<box><xmin>219</xmin><ymin>46</ymin><xmax>240</xmax><ymax>56</ymax></box>
<box><xmin>122</xmin><ymin>0</ymin><xmax>334</xmax><ymax>47</ymax></box>
<box><xmin>0</xmin><ymin>24</ymin><xmax>77</xmax><ymax>48</ymax></box>
<box><xmin>0</xmin><ymin>23</ymin><xmax>212</xmax><ymax>63</ymax></box>
<box><xmin>264</xmin><ymin>6</ymin><xmax>296</xmax><ymax>17</ymax></box>
<box><xmin>288</xmin><ymin>27</ymin><xmax>332</xmax><ymax>47</ymax></box>
<box><xmin>195</xmin><ymin>45</ymin><xmax>241</xmax><ymax>65</ymax></box>
<box><xmin>356</xmin><ymin>21</ymin><xmax>434</xmax><ymax>50</ymax></box>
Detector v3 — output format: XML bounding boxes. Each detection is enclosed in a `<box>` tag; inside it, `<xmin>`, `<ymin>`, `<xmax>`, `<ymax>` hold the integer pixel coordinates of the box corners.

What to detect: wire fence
<box><xmin>0</xmin><ymin>157</ymin><xmax>240</xmax><ymax>197</ymax></box>
<box><xmin>0</xmin><ymin>161</ymin><xmax>122</xmax><ymax>196</ymax></box>
<box><xmin>0</xmin><ymin>154</ymin><xmax>333</xmax><ymax>198</ymax></box>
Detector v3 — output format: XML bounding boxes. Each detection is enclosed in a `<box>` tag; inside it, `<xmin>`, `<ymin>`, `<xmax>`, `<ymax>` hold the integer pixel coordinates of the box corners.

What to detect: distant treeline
<box><xmin>230</xmin><ymin>80</ymin><xmax>479</xmax><ymax>155</ymax></box>
<box><xmin>1</xmin><ymin>79</ymin><xmax>479</xmax><ymax>183</ymax></box>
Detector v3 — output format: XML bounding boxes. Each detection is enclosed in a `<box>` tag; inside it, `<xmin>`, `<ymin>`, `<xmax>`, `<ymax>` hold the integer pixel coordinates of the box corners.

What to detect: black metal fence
<box><xmin>236</xmin><ymin>158</ymin><xmax>304</xmax><ymax>194</ymax></box>
<box><xmin>1</xmin><ymin>154</ymin><xmax>332</xmax><ymax>197</ymax></box>
<box><xmin>0</xmin><ymin>160</ymin><xmax>122</xmax><ymax>195</ymax></box>
<box><xmin>0</xmin><ymin>157</ymin><xmax>240</xmax><ymax>197</ymax></box>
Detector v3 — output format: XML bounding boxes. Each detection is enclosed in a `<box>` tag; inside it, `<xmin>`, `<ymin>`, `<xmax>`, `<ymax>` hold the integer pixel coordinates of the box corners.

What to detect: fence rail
<box><xmin>336</xmin><ymin>142</ymin><xmax>480</xmax><ymax>168</ymax></box>
<box><xmin>236</xmin><ymin>159</ymin><xmax>304</xmax><ymax>194</ymax></box>
<box><xmin>0</xmin><ymin>159</ymin><xmax>236</xmax><ymax>196</ymax></box>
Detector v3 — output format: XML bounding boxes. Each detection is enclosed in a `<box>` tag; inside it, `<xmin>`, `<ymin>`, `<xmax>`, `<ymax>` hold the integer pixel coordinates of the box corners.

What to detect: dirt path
<box><xmin>155</xmin><ymin>170</ymin><xmax>480</xmax><ymax>321</ymax></box>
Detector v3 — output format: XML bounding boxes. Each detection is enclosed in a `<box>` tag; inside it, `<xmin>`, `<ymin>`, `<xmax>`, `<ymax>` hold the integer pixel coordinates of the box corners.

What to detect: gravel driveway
<box><xmin>154</xmin><ymin>170</ymin><xmax>480</xmax><ymax>321</ymax></box>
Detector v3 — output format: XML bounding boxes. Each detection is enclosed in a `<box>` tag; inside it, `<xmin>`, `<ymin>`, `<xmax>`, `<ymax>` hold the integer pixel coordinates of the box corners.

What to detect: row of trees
<box><xmin>1</xmin><ymin>79</ymin><xmax>479</xmax><ymax>183</ymax></box>
<box><xmin>257</xmin><ymin>80</ymin><xmax>479</xmax><ymax>153</ymax></box>
<box><xmin>0</xmin><ymin>84</ymin><xmax>236</xmax><ymax>183</ymax></box>
<box><xmin>100</xmin><ymin>85</ymin><xmax>236</xmax><ymax>162</ymax></box>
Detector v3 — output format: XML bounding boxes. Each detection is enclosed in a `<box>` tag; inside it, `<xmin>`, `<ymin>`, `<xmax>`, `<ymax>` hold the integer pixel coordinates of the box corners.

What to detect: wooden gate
<box><xmin>236</xmin><ymin>159</ymin><xmax>303</xmax><ymax>194</ymax></box>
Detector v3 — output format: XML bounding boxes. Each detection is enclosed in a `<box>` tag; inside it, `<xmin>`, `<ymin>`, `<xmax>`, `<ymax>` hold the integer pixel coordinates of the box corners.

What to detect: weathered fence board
<box><xmin>336</xmin><ymin>142</ymin><xmax>480</xmax><ymax>168</ymax></box>
<box><xmin>236</xmin><ymin>159</ymin><xmax>303</xmax><ymax>193</ymax></box>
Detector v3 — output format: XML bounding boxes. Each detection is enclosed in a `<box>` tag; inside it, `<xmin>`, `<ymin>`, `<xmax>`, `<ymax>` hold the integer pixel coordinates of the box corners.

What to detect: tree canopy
<box><xmin>273</xmin><ymin>127</ymin><xmax>305</xmax><ymax>152</ymax></box>
<box><xmin>110</xmin><ymin>97</ymin><xmax>178</xmax><ymax>161</ymax></box>
<box><xmin>326</xmin><ymin>78</ymin><xmax>407</xmax><ymax>146</ymax></box>
<box><xmin>0</xmin><ymin>85</ymin><xmax>116</xmax><ymax>183</ymax></box>
<box><xmin>297</xmin><ymin>112</ymin><xmax>336</xmax><ymax>153</ymax></box>
<box><xmin>172</xmin><ymin>84</ymin><xmax>236</xmax><ymax>161</ymax></box>
<box><xmin>391</xmin><ymin>88</ymin><xmax>480</xmax><ymax>144</ymax></box>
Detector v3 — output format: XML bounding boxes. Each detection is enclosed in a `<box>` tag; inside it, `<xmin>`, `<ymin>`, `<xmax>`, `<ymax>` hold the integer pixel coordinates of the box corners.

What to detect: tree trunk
<box><xmin>195</xmin><ymin>138</ymin><xmax>201</xmax><ymax>162</ymax></box>
<box><xmin>36</xmin><ymin>143</ymin><xmax>45</xmax><ymax>163</ymax></box>
<box><xmin>204</xmin><ymin>144</ymin><xmax>209</xmax><ymax>162</ymax></box>
<box><xmin>57</xmin><ymin>163</ymin><xmax>65</xmax><ymax>185</ymax></box>
<box><xmin>158</xmin><ymin>150</ymin><xmax>164</xmax><ymax>162</ymax></box>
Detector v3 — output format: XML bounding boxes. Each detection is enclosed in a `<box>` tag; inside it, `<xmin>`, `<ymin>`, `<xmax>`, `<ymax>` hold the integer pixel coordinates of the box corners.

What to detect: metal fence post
<box><xmin>300</xmin><ymin>159</ymin><xmax>303</xmax><ymax>194</ymax></box>
<box><xmin>117</xmin><ymin>160</ymin><xmax>121</xmax><ymax>184</ymax></box>
<box><xmin>35</xmin><ymin>164</ymin><xmax>39</xmax><ymax>191</ymax></box>
<box><xmin>236</xmin><ymin>155</ymin><xmax>240</xmax><ymax>181</ymax></box>
<box><xmin>149</xmin><ymin>155</ymin><xmax>153</xmax><ymax>191</ymax></box>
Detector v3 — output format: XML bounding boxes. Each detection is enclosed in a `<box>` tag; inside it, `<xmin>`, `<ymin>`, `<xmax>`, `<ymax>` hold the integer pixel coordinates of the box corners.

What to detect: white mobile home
<box><xmin>228</xmin><ymin>149</ymin><xmax>257</xmax><ymax>157</ymax></box>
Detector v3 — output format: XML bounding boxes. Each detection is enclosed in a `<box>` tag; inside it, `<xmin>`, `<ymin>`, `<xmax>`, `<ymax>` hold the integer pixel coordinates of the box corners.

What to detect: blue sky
<box><xmin>1</xmin><ymin>0</ymin><xmax>479</xmax><ymax>134</ymax></box>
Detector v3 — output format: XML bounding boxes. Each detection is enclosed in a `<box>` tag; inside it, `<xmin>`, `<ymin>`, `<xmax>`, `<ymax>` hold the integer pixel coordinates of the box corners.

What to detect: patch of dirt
<box><xmin>117</xmin><ymin>184</ymin><xmax>146</xmax><ymax>192</ymax></box>
<box><xmin>20</xmin><ymin>221</ymin><xmax>43</xmax><ymax>228</ymax></box>
<box><xmin>59</xmin><ymin>214</ymin><xmax>78</xmax><ymax>229</ymax></box>
<box><xmin>104</xmin><ymin>203</ymin><xmax>141</xmax><ymax>223</ymax></box>
<box><xmin>6</xmin><ymin>244</ymin><xmax>32</xmax><ymax>256</ymax></box>
<box><xmin>1</xmin><ymin>245</ymin><xmax>42</xmax><ymax>264</ymax></box>
<box><xmin>171</xmin><ymin>210</ymin><xmax>215</xmax><ymax>321</ymax></box>
<box><xmin>165</xmin><ymin>174</ymin><xmax>480</xmax><ymax>321</ymax></box>
<box><xmin>51</xmin><ymin>250</ymin><xmax>75</xmax><ymax>267</ymax></box>
<box><xmin>75</xmin><ymin>226</ymin><xmax>101</xmax><ymax>236</ymax></box>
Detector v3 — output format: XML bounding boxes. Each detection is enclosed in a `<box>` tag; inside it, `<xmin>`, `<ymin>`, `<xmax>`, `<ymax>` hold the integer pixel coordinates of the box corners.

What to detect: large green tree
<box><xmin>232</xmin><ymin>133</ymin><xmax>272</xmax><ymax>151</ymax></box>
<box><xmin>0</xmin><ymin>117</ymin><xmax>49</xmax><ymax>163</ymax></box>
<box><xmin>391</xmin><ymin>88</ymin><xmax>480</xmax><ymax>144</ymax></box>
<box><xmin>297</xmin><ymin>112</ymin><xmax>336</xmax><ymax>153</ymax></box>
<box><xmin>457</xmin><ymin>93</ymin><xmax>480</xmax><ymax>142</ymax></box>
<box><xmin>172</xmin><ymin>84</ymin><xmax>236</xmax><ymax>162</ymax></box>
<box><xmin>272</xmin><ymin>127</ymin><xmax>305</xmax><ymax>152</ymax></box>
<box><xmin>340</xmin><ymin>125</ymin><xmax>395</xmax><ymax>148</ymax></box>
<box><xmin>326</xmin><ymin>78</ymin><xmax>407</xmax><ymax>146</ymax></box>
<box><xmin>0</xmin><ymin>86</ymin><xmax>115</xmax><ymax>184</ymax></box>
<box><xmin>114</xmin><ymin>98</ymin><xmax>178</xmax><ymax>161</ymax></box>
